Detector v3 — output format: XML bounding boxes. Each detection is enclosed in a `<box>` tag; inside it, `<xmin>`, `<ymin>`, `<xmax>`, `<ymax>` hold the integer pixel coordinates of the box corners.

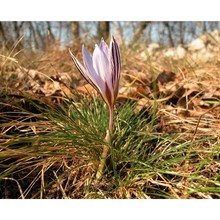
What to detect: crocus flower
<box><xmin>69</xmin><ymin>36</ymin><xmax>120</xmax><ymax>181</ymax></box>
<box><xmin>69</xmin><ymin>35</ymin><xmax>120</xmax><ymax>112</ymax></box>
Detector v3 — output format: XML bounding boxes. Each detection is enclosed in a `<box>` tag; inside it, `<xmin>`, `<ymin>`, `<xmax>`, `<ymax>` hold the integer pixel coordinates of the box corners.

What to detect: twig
<box><xmin>53</xmin><ymin>171</ymin><xmax>69</xmax><ymax>199</ymax></box>
<box><xmin>157</xmin><ymin>173</ymin><xmax>180</xmax><ymax>199</ymax></box>
<box><xmin>3</xmin><ymin>177</ymin><xmax>24</xmax><ymax>199</ymax></box>
<box><xmin>191</xmin><ymin>104</ymin><xmax>220</xmax><ymax>143</ymax></box>
<box><xmin>40</xmin><ymin>166</ymin><xmax>45</xmax><ymax>199</ymax></box>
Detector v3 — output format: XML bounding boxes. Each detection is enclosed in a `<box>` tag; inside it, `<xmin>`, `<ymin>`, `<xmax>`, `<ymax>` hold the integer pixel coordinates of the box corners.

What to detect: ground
<box><xmin>0</xmin><ymin>44</ymin><xmax>220</xmax><ymax>198</ymax></box>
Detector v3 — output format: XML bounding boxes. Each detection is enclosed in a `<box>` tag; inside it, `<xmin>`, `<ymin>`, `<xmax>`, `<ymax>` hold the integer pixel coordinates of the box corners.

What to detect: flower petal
<box><xmin>69</xmin><ymin>48</ymin><xmax>87</xmax><ymax>77</ymax></box>
<box><xmin>100</xmin><ymin>38</ymin><xmax>109</xmax><ymax>59</ymax></box>
<box><xmin>93</xmin><ymin>44</ymin><xmax>110</xmax><ymax>82</ymax></box>
<box><xmin>82</xmin><ymin>45</ymin><xmax>97</xmax><ymax>77</ymax></box>
<box><xmin>69</xmin><ymin>48</ymin><xmax>104</xmax><ymax>98</ymax></box>
<box><xmin>82</xmin><ymin>45</ymin><xmax>106</xmax><ymax>94</ymax></box>
<box><xmin>109</xmin><ymin>36</ymin><xmax>121</xmax><ymax>100</ymax></box>
<box><xmin>93</xmin><ymin>44</ymin><xmax>114</xmax><ymax>98</ymax></box>
<box><xmin>93</xmin><ymin>45</ymin><xmax>114</xmax><ymax>106</ymax></box>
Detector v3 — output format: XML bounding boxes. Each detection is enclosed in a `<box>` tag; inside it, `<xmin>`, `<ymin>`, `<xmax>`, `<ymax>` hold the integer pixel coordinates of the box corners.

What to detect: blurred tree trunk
<box><xmin>46</xmin><ymin>21</ymin><xmax>55</xmax><ymax>46</ymax></box>
<box><xmin>98</xmin><ymin>21</ymin><xmax>110</xmax><ymax>40</ymax></box>
<box><xmin>57</xmin><ymin>22</ymin><xmax>63</xmax><ymax>43</ymax></box>
<box><xmin>164</xmin><ymin>22</ymin><xmax>174</xmax><ymax>47</ymax></box>
<box><xmin>13</xmin><ymin>21</ymin><xmax>24</xmax><ymax>39</ymax></box>
<box><xmin>115</xmin><ymin>22</ymin><xmax>124</xmax><ymax>44</ymax></box>
<box><xmin>71</xmin><ymin>21</ymin><xmax>80</xmax><ymax>47</ymax></box>
<box><xmin>28</xmin><ymin>22</ymin><xmax>40</xmax><ymax>50</ymax></box>
<box><xmin>179</xmin><ymin>22</ymin><xmax>184</xmax><ymax>45</ymax></box>
<box><xmin>132</xmin><ymin>21</ymin><xmax>150</xmax><ymax>44</ymax></box>
<box><xmin>13</xmin><ymin>21</ymin><xmax>24</xmax><ymax>50</ymax></box>
<box><xmin>35</xmin><ymin>23</ymin><xmax>46</xmax><ymax>50</ymax></box>
<box><xmin>0</xmin><ymin>22</ymin><xmax>7</xmax><ymax>47</ymax></box>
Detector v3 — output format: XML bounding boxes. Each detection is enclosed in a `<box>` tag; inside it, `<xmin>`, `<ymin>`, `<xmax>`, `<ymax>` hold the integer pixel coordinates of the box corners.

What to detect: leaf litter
<box><xmin>0</xmin><ymin>43</ymin><xmax>220</xmax><ymax>198</ymax></box>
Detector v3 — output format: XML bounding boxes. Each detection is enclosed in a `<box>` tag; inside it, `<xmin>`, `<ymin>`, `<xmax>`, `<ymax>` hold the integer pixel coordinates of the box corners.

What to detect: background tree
<box><xmin>71</xmin><ymin>21</ymin><xmax>80</xmax><ymax>47</ymax></box>
<box><xmin>132</xmin><ymin>21</ymin><xmax>151</xmax><ymax>44</ymax></box>
<box><xmin>1</xmin><ymin>21</ymin><xmax>220</xmax><ymax>52</ymax></box>
<box><xmin>98</xmin><ymin>21</ymin><xmax>110</xmax><ymax>40</ymax></box>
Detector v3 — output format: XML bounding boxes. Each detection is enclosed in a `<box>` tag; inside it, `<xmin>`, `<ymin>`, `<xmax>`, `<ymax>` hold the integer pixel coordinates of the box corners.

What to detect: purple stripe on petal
<box><xmin>110</xmin><ymin>36</ymin><xmax>120</xmax><ymax>93</ymax></box>
<box><xmin>69</xmin><ymin>49</ymin><xmax>87</xmax><ymax>78</ymax></box>
<box><xmin>113</xmin><ymin>36</ymin><xmax>121</xmax><ymax>77</ymax></box>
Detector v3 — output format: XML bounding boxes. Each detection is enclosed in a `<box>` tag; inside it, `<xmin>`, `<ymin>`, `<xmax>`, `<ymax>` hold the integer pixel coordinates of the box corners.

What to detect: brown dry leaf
<box><xmin>40</xmin><ymin>80</ymin><xmax>60</xmax><ymax>96</ymax></box>
<box><xmin>76</xmin><ymin>83</ymin><xmax>98</xmax><ymax>96</ymax></box>
<box><xmin>135</xmin><ymin>97</ymin><xmax>152</xmax><ymax>112</ymax></box>
<box><xmin>156</xmin><ymin>70</ymin><xmax>176</xmax><ymax>84</ymax></box>
<box><xmin>118</xmin><ymin>86</ymin><xmax>137</xmax><ymax>97</ymax></box>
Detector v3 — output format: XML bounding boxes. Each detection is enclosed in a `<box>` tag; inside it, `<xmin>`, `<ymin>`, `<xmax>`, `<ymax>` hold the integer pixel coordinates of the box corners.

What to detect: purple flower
<box><xmin>69</xmin><ymin>35</ymin><xmax>120</xmax><ymax>109</ymax></box>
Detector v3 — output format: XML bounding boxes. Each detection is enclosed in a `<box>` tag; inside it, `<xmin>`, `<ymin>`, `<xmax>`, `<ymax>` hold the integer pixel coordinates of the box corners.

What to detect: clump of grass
<box><xmin>0</xmin><ymin>89</ymin><xmax>219</xmax><ymax>198</ymax></box>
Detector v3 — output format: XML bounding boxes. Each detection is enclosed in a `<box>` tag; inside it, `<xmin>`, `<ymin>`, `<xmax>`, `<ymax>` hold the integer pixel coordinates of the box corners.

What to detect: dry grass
<box><xmin>0</xmin><ymin>41</ymin><xmax>220</xmax><ymax>199</ymax></box>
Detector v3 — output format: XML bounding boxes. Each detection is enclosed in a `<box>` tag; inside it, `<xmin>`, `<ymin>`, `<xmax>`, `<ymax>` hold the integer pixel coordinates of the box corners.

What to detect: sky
<box><xmin>1</xmin><ymin>0</ymin><xmax>220</xmax><ymax>21</ymax></box>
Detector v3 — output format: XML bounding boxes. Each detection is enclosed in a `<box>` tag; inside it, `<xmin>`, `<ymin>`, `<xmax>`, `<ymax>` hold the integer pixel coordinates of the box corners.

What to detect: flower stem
<box><xmin>108</xmin><ymin>105</ymin><xmax>114</xmax><ymax>136</ymax></box>
<box><xmin>95</xmin><ymin>105</ymin><xmax>113</xmax><ymax>182</ymax></box>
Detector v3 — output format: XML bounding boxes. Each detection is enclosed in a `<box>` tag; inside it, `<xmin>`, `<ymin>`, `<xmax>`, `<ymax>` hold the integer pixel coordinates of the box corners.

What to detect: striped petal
<box><xmin>69</xmin><ymin>48</ymin><xmax>87</xmax><ymax>78</ymax></box>
<box><xmin>109</xmin><ymin>36</ymin><xmax>121</xmax><ymax>101</ymax></box>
